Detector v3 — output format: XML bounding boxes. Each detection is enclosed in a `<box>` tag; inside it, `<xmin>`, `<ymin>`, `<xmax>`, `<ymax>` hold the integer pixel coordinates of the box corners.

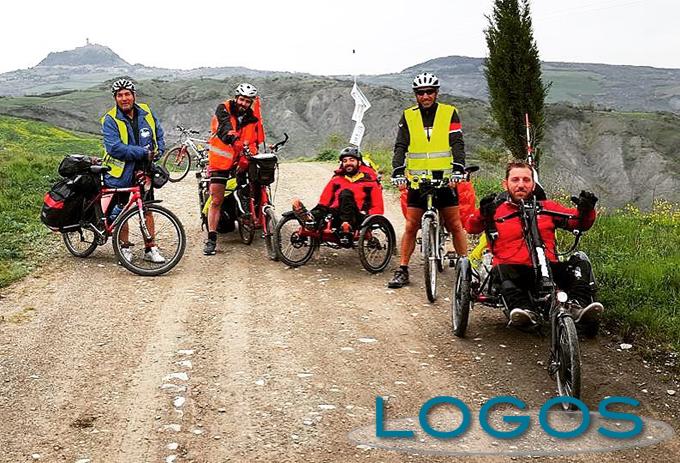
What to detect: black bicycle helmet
<box><xmin>339</xmin><ymin>146</ymin><xmax>362</xmax><ymax>162</ymax></box>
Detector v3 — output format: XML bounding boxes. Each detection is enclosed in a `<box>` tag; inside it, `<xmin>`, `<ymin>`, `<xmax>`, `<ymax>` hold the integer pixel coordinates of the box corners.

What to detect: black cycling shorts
<box><xmin>406</xmin><ymin>186</ymin><xmax>459</xmax><ymax>210</ymax></box>
<box><xmin>209</xmin><ymin>169</ymin><xmax>232</xmax><ymax>185</ymax></box>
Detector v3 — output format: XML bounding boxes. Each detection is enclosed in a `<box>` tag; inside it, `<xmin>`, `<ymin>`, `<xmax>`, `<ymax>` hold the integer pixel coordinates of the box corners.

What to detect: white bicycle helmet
<box><xmin>235</xmin><ymin>83</ymin><xmax>258</xmax><ymax>98</ymax></box>
<box><xmin>111</xmin><ymin>78</ymin><xmax>135</xmax><ymax>95</ymax></box>
<box><xmin>412</xmin><ymin>72</ymin><xmax>440</xmax><ymax>90</ymax></box>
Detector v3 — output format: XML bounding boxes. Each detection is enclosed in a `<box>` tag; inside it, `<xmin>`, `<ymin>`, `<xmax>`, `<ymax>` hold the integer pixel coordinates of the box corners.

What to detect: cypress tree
<box><xmin>484</xmin><ymin>0</ymin><xmax>549</xmax><ymax>167</ymax></box>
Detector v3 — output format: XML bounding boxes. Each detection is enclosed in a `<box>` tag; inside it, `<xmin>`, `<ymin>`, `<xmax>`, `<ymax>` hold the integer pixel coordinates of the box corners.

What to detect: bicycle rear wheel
<box><xmin>162</xmin><ymin>146</ymin><xmax>191</xmax><ymax>182</ymax></box>
<box><xmin>263</xmin><ymin>206</ymin><xmax>279</xmax><ymax>261</ymax></box>
<box><xmin>63</xmin><ymin>227</ymin><xmax>98</xmax><ymax>257</ymax></box>
<box><xmin>112</xmin><ymin>204</ymin><xmax>186</xmax><ymax>276</ymax></box>
<box><xmin>555</xmin><ymin>316</ymin><xmax>582</xmax><ymax>408</ymax></box>
<box><xmin>422</xmin><ymin>216</ymin><xmax>438</xmax><ymax>302</ymax></box>
<box><xmin>238</xmin><ymin>214</ymin><xmax>255</xmax><ymax>245</ymax></box>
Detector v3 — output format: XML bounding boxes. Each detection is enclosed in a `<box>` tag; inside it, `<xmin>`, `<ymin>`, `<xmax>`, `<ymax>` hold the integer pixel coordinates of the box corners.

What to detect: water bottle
<box><xmin>109</xmin><ymin>204</ymin><xmax>123</xmax><ymax>222</ymax></box>
<box><xmin>139</xmin><ymin>128</ymin><xmax>153</xmax><ymax>149</ymax></box>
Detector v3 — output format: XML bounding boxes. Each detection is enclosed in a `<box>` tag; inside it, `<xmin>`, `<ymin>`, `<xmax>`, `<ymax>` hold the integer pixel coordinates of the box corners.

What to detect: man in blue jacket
<box><xmin>101</xmin><ymin>78</ymin><xmax>166</xmax><ymax>263</ymax></box>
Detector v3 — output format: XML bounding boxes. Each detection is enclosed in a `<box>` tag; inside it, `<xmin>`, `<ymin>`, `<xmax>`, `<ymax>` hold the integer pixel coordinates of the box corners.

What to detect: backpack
<box><xmin>40</xmin><ymin>179</ymin><xmax>85</xmax><ymax>231</ymax></box>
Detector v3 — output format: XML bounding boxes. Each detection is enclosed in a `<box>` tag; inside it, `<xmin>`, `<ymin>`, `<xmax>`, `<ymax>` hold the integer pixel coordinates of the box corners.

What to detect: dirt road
<box><xmin>1</xmin><ymin>162</ymin><xmax>678</xmax><ymax>462</ymax></box>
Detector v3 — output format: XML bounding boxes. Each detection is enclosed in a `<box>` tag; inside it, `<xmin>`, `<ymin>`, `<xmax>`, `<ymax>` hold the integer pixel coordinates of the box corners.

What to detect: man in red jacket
<box><xmin>292</xmin><ymin>147</ymin><xmax>384</xmax><ymax>241</ymax></box>
<box><xmin>465</xmin><ymin>161</ymin><xmax>603</xmax><ymax>326</ymax></box>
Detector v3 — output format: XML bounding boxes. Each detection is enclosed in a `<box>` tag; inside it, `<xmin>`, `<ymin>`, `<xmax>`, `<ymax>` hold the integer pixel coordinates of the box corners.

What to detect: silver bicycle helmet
<box><xmin>412</xmin><ymin>72</ymin><xmax>440</xmax><ymax>90</ymax></box>
<box><xmin>111</xmin><ymin>78</ymin><xmax>135</xmax><ymax>95</ymax></box>
<box><xmin>235</xmin><ymin>83</ymin><xmax>258</xmax><ymax>98</ymax></box>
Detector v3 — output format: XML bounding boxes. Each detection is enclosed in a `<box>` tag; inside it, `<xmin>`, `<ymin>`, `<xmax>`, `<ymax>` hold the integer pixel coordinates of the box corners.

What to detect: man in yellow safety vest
<box><xmin>388</xmin><ymin>72</ymin><xmax>468</xmax><ymax>288</ymax></box>
<box><xmin>101</xmin><ymin>78</ymin><xmax>166</xmax><ymax>264</ymax></box>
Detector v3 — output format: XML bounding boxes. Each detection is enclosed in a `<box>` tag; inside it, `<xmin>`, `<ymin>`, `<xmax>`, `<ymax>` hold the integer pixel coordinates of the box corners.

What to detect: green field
<box><xmin>0</xmin><ymin>115</ymin><xmax>100</xmax><ymax>287</ymax></box>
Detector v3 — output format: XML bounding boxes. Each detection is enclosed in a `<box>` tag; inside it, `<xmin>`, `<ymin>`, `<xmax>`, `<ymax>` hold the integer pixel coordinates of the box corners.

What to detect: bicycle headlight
<box><xmin>557</xmin><ymin>291</ymin><xmax>568</xmax><ymax>303</ymax></box>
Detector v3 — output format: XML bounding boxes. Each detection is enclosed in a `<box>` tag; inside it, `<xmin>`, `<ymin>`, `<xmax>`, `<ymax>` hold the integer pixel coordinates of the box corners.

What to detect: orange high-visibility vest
<box><xmin>208</xmin><ymin>98</ymin><xmax>263</xmax><ymax>170</ymax></box>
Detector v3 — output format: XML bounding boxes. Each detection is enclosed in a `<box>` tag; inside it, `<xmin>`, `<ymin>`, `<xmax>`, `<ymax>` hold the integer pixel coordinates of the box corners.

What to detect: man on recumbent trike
<box><xmin>464</xmin><ymin>161</ymin><xmax>604</xmax><ymax>329</ymax></box>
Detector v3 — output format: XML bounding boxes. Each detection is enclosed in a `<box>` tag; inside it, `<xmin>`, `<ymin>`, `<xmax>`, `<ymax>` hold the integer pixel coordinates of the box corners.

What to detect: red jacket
<box><xmin>317</xmin><ymin>166</ymin><xmax>384</xmax><ymax>215</ymax></box>
<box><xmin>465</xmin><ymin>199</ymin><xmax>596</xmax><ymax>266</ymax></box>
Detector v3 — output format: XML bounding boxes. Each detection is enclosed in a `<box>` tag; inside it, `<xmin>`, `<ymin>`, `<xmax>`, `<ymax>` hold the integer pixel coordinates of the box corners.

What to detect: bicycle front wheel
<box><xmin>358</xmin><ymin>215</ymin><xmax>395</xmax><ymax>273</ymax></box>
<box><xmin>275</xmin><ymin>215</ymin><xmax>316</xmax><ymax>267</ymax></box>
<box><xmin>555</xmin><ymin>316</ymin><xmax>582</xmax><ymax>408</ymax></box>
<box><xmin>452</xmin><ymin>257</ymin><xmax>472</xmax><ymax>337</ymax></box>
<box><xmin>112</xmin><ymin>204</ymin><xmax>186</xmax><ymax>276</ymax></box>
<box><xmin>264</xmin><ymin>206</ymin><xmax>279</xmax><ymax>261</ymax></box>
<box><xmin>422</xmin><ymin>216</ymin><xmax>438</xmax><ymax>302</ymax></box>
<box><xmin>162</xmin><ymin>146</ymin><xmax>191</xmax><ymax>182</ymax></box>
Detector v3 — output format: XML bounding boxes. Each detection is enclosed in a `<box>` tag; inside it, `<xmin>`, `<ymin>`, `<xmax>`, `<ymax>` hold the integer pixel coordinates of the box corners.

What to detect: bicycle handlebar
<box><xmin>176</xmin><ymin>125</ymin><xmax>200</xmax><ymax>135</ymax></box>
<box><xmin>270</xmin><ymin>133</ymin><xmax>289</xmax><ymax>153</ymax></box>
<box><xmin>392</xmin><ymin>165</ymin><xmax>479</xmax><ymax>187</ymax></box>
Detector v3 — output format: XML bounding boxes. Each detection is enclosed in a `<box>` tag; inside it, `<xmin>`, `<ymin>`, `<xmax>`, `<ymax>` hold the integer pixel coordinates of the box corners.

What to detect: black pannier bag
<box><xmin>248</xmin><ymin>154</ymin><xmax>278</xmax><ymax>185</ymax></box>
<box><xmin>71</xmin><ymin>173</ymin><xmax>100</xmax><ymax>197</ymax></box>
<box><xmin>58</xmin><ymin>154</ymin><xmax>97</xmax><ymax>178</ymax></box>
<box><xmin>40</xmin><ymin>179</ymin><xmax>84</xmax><ymax>231</ymax></box>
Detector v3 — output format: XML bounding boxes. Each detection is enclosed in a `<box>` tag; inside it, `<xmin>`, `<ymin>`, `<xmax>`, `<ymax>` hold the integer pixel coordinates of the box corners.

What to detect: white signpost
<box><xmin>349</xmin><ymin>82</ymin><xmax>371</xmax><ymax>147</ymax></box>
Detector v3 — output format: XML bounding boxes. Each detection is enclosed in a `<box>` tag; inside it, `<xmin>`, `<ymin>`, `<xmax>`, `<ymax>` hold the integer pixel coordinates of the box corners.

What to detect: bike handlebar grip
<box><xmin>190</xmin><ymin>130</ymin><xmax>199</xmax><ymax>134</ymax></box>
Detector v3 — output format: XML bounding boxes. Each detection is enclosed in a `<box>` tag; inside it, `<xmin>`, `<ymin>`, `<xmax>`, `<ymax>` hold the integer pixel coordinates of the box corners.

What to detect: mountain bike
<box><xmin>61</xmin><ymin>162</ymin><xmax>186</xmax><ymax>276</ymax></box>
<box><xmin>452</xmin><ymin>196</ymin><xmax>592</xmax><ymax>407</ymax></box>
<box><xmin>235</xmin><ymin>134</ymin><xmax>289</xmax><ymax>260</ymax></box>
<box><xmin>406</xmin><ymin>166</ymin><xmax>478</xmax><ymax>303</ymax></box>
<box><xmin>161</xmin><ymin>125</ymin><xmax>208</xmax><ymax>182</ymax></box>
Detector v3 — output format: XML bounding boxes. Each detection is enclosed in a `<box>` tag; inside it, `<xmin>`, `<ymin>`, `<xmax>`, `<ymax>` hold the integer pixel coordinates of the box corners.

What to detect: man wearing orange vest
<box><xmin>204</xmin><ymin>82</ymin><xmax>266</xmax><ymax>255</ymax></box>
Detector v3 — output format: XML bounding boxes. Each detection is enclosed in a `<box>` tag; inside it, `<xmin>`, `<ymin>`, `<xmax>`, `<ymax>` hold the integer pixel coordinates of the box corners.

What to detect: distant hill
<box><xmin>37</xmin><ymin>43</ymin><xmax>129</xmax><ymax>67</ymax></box>
<box><xmin>353</xmin><ymin>56</ymin><xmax>680</xmax><ymax>114</ymax></box>
<box><xmin>1</xmin><ymin>45</ymin><xmax>680</xmax><ymax>114</ymax></box>
<box><xmin>0</xmin><ymin>43</ymin><xmax>287</xmax><ymax>97</ymax></box>
<box><xmin>0</xmin><ymin>76</ymin><xmax>677</xmax><ymax>208</ymax></box>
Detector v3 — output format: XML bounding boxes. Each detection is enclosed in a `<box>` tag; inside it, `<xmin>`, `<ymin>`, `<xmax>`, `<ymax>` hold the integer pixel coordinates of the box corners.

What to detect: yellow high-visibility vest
<box><xmin>100</xmin><ymin>103</ymin><xmax>157</xmax><ymax>178</ymax></box>
<box><xmin>404</xmin><ymin>103</ymin><xmax>455</xmax><ymax>189</ymax></box>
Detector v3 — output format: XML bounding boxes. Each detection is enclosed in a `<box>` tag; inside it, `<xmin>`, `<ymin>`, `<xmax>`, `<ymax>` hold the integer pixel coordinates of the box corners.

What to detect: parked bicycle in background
<box><xmin>161</xmin><ymin>125</ymin><xmax>209</xmax><ymax>182</ymax></box>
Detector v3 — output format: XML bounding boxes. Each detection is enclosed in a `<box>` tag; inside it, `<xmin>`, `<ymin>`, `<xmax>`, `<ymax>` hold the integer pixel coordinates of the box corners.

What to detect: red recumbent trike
<box><xmin>274</xmin><ymin>210</ymin><xmax>396</xmax><ymax>273</ymax></box>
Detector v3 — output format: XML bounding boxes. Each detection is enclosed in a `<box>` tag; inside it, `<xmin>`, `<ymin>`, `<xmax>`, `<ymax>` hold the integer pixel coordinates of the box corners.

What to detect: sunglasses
<box><xmin>415</xmin><ymin>88</ymin><xmax>437</xmax><ymax>96</ymax></box>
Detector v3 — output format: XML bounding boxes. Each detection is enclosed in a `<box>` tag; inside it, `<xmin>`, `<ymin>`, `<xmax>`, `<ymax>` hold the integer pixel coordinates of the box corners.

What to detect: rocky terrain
<box><xmin>1</xmin><ymin>75</ymin><xmax>678</xmax><ymax>208</ymax></box>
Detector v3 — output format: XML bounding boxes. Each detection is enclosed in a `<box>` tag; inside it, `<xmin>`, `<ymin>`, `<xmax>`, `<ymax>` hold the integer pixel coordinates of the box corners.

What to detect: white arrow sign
<box><xmin>351</xmin><ymin>82</ymin><xmax>371</xmax><ymax>122</ymax></box>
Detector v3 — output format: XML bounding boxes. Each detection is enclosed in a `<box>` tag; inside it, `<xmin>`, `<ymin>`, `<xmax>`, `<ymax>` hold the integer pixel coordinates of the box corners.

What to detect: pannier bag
<box><xmin>71</xmin><ymin>173</ymin><xmax>100</xmax><ymax>197</ymax></box>
<box><xmin>40</xmin><ymin>179</ymin><xmax>84</xmax><ymax>231</ymax></box>
<box><xmin>249</xmin><ymin>154</ymin><xmax>278</xmax><ymax>185</ymax></box>
<box><xmin>58</xmin><ymin>154</ymin><xmax>97</xmax><ymax>178</ymax></box>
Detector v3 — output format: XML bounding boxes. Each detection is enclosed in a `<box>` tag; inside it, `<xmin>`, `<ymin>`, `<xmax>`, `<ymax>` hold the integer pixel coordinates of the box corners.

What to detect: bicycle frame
<box><xmin>422</xmin><ymin>189</ymin><xmax>446</xmax><ymax>264</ymax></box>
<box><xmin>500</xmin><ymin>198</ymin><xmax>581</xmax><ymax>361</ymax></box>
<box><xmin>81</xmin><ymin>175</ymin><xmax>153</xmax><ymax>243</ymax></box>
<box><xmin>246</xmin><ymin>181</ymin><xmax>275</xmax><ymax>233</ymax></box>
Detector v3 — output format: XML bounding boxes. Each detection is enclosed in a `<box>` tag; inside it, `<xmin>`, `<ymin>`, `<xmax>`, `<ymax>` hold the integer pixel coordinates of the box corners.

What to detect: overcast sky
<box><xmin>1</xmin><ymin>0</ymin><xmax>677</xmax><ymax>75</ymax></box>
